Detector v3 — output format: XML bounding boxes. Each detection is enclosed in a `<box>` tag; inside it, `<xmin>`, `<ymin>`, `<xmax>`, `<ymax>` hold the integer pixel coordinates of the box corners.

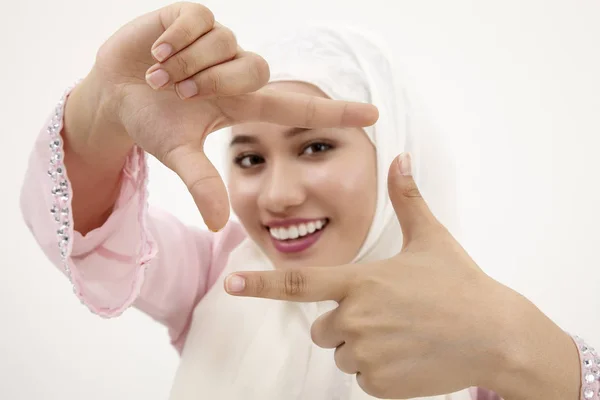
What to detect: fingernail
<box><xmin>152</xmin><ymin>43</ymin><xmax>173</xmax><ymax>62</ymax></box>
<box><xmin>146</xmin><ymin>69</ymin><xmax>170</xmax><ymax>89</ymax></box>
<box><xmin>225</xmin><ymin>274</ymin><xmax>246</xmax><ymax>293</ymax></box>
<box><xmin>398</xmin><ymin>152</ymin><xmax>412</xmax><ymax>176</ymax></box>
<box><xmin>176</xmin><ymin>79</ymin><xmax>198</xmax><ymax>99</ymax></box>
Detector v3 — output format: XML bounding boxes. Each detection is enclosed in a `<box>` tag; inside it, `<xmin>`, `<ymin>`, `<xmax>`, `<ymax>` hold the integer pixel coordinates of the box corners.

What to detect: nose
<box><xmin>257</xmin><ymin>161</ymin><xmax>306</xmax><ymax>214</ymax></box>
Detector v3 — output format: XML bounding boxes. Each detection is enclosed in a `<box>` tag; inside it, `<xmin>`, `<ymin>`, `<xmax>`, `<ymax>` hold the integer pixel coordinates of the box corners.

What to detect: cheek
<box><xmin>307</xmin><ymin>152</ymin><xmax>377</xmax><ymax>216</ymax></box>
<box><xmin>228</xmin><ymin>174</ymin><xmax>260</xmax><ymax>220</ymax></box>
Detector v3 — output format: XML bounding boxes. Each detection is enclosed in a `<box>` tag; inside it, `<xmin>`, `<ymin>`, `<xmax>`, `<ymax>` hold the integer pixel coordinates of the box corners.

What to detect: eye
<box><xmin>234</xmin><ymin>153</ymin><xmax>264</xmax><ymax>169</ymax></box>
<box><xmin>302</xmin><ymin>142</ymin><xmax>333</xmax><ymax>155</ymax></box>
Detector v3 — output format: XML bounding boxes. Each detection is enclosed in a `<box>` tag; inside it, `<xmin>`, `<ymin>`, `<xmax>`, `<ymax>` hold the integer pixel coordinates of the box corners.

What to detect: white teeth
<box><xmin>279</xmin><ymin>227</ymin><xmax>289</xmax><ymax>240</ymax></box>
<box><xmin>269</xmin><ymin>219</ymin><xmax>327</xmax><ymax>241</ymax></box>
<box><xmin>298</xmin><ymin>224</ymin><xmax>307</xmax><ymax>236</ymax></box>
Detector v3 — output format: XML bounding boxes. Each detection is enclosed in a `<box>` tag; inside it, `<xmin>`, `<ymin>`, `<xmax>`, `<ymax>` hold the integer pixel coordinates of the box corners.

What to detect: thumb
<box><xmin>162</xmin><ymin>143</ymin><xmax>230</xmax><ymax>232</ymax></box>
<box><xmin>388</xmin><ymin>153</ymin><xmax>441</xmax><ymax>244</ymax></box>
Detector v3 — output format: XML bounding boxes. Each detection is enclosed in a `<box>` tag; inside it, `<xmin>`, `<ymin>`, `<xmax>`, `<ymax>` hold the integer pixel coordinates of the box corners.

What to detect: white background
<box><xmin>2</xmin><ymin>0</ymin><xmax>600</xmax><ymax>399</ymax></box>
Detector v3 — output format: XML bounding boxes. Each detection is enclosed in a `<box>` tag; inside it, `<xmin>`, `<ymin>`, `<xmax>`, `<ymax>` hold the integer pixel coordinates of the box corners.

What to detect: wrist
<box><xmin>63</xmin><ymin>66</ymin><xmax>134</xmax><ymax>171</ymax></box>
<box><xmin>482</xmin><ymin>289</ymin><xmax>580</xmax><ymax>400</ymax></box>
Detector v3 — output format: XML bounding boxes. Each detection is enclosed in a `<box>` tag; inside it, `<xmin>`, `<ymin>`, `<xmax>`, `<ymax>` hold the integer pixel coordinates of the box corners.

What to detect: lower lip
<box><xmin>269</xmin><ymin>227</ymin><xmax>326</xmax><ymax>254</ymax></box>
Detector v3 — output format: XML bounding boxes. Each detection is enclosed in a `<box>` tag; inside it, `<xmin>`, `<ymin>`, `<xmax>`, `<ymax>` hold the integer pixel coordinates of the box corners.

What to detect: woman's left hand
<box><xmin>226</xmin><ymin>153</ymin><xmax>580</xmax><ymax>400</ymax></box>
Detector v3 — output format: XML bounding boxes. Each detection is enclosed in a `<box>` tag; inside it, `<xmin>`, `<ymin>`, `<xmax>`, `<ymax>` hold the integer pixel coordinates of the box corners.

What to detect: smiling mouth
<box><xmin>267</xmin><ymin>218</ymin><xmax>328</xmax><ymax>240</ymax></box>
<box><xmin>265</xmin><ymin>219</ymin><xmax>329</xmax><ymax>254</ymax></box>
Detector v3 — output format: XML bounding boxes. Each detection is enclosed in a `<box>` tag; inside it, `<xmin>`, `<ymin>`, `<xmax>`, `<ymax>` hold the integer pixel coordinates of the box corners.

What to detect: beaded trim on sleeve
<box><xmin>47</xmin><ymin>84</ymin><xmax>79</xmax><ymax>283</ymax></box>
<box><xmin>45</xmin><ymin>83</ymin><xmax>155</xmax><ymax>317</ymax></box>
<box><xmin>572</xmin><ymin>335</ymin><xmax>600</xmax><ymax>399</ymax></box>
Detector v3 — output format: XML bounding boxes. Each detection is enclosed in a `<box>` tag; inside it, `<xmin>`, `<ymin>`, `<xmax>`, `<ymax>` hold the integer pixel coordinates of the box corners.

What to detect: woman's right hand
<box><xmin>70</xmin><ymin>2</ymin><xmax>378</xmax><ymax>231</ymax></box>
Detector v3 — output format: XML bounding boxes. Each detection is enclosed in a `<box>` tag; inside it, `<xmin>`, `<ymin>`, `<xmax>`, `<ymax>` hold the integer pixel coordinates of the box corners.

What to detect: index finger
<box><xmin>224</xmin><ymin>266</ymin><xmax>353</xmax><ymax>302</ymax></box>
<box><xmin>227</xmin><ymin>89</ymin><xmax>380</xmax><ymax>128</ymax></box>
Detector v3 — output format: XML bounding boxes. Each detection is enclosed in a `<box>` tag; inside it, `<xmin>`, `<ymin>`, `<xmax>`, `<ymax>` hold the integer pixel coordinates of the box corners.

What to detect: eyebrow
<box><xmin>229</xmin><ymin>127</ymin><xmax>311</xmax><ymax>147</ymax></box>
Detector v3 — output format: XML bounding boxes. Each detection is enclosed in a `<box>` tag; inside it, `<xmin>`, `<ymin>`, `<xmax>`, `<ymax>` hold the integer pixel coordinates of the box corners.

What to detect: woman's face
<box><xmin>228</xmin><ymin>81</ymin><xmax>377</xmax><ymax>269</ymax></box>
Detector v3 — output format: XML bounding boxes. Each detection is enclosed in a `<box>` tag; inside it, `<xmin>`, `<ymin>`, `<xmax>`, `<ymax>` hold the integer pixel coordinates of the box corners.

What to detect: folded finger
<box><xmin>334</xmin><ymin>343</ymin><xmax>360</xmax><ymax>375</ymax></box>
<box><xmin>311</xmin><ymin>308</ymin><xmax>344</xmax><ymax>349</ymax></box>
<box><xmin>150</xmin><ymin>26</ymin><xmax>238</xmax><ymax>90</ymax></box>
<box><xmin>151</xmin><ymin>3</ymin><xmax>215</xmax><ymax>63</ymax></box>
<box><xmin>175</xmin><ymin>51</ymin><xmax>269</xmax><ymax>99</ymax></box>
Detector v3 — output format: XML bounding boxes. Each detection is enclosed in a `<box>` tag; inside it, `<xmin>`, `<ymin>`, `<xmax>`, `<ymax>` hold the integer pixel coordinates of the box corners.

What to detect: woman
<box><xmin>19</xmin><ymin>2</ymin><xmax>594</xmax><ymax>400</ymax></box>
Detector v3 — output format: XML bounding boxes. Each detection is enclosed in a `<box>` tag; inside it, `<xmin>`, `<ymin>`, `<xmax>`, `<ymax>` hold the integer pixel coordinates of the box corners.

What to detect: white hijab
<box><xmin>168</xmin><ymin>26</ymin><xmax>471</xmax><ymax>400</ymax></box>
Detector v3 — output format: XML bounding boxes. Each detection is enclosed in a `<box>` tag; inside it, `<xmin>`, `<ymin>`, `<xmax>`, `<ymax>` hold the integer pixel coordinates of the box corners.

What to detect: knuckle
<box><xmin>174</xmin><ymin>53</ymin><xmax>195</xmax><ymax>77</ymax></box>
<box><xmin>232</xmin><ymin>52</ymin><xmax>270</xmax><ymax>93</ymax></box>
<box><xmin>252</xmin><ymin>274</ymin><xmax>268</xmax><ymax>296</ymax></box>
<box><xmin>356</xmin><ymin>274</ymin><xmax>383</xmax><ymax>297</ymax></box>
<box><xmin>357</xmin><ymin>371</ymin><xmax>387</xmax><ymax>398</ymax></box>
<box><xmin>160</xmin><ymin>144</ymin><xmax>184</xmax><ymax>169</ymax></box>
<box><xmin>205</xmin><ymin>70</ymin><xmax>222</xmax><ymax>95</ymax></box>
<box><xmin>173</xmin><ymin>1</ymin><xmax>190</xmax><ymax>10</ymax></box>
<box><xmin>334</xmin><ymin>347</ymin><xmax>350</xmax><ymax>372</ymax></box>
<box><xmin>310</xmin><ymin>319</ymin><xmax>327</xmax><ymax>347</ymax></box>
<box><xmin>334</xmin><ymin>352</ymin><xmax>344</xmax><ymax>370</ymax></box>
<box><xmin>215</xmin><ymin>28</ymin><xmax>237</xmax><ymax>57</ymax></box>
<box><xmin>194</xmin><ymin>4</ymin><xmax>215</xmax><ymax>27</ymax></box>
<box><xmin>340</xmin><ymin>103</ymin><xmax>349</xmax><ymax>125</ymax></box>
<box><xmin>248</xmin><ymin>54</ymin><xmax>270</xmax><ymax>87</ymax></box>
<box><xmin>187</xmin><ymin>173</ymin><xmax>220</xmax><ymax>195</ymax></box>
<box><xmin>310</xmin><ymin>323</ymin><xmax>321</xmax><ymax>345</ymax></box>
<box><xmin>174</xmin><ymin>23</ymin><xmax>196</xmax><ymax>44</ymax></box>
<box><xmin>305</xmin><ymin>97</ymin><xmax>317</xmax><ymax>126</ymax></box>
<box><xmin>283</xmin><ymin>269</ymin><xmax>307</xmax><ymax>297</ymax></box>
<box><xmin>402</xmin><ymin>182</ymin><xmax>422</xmax><ymax>199</ymax></box>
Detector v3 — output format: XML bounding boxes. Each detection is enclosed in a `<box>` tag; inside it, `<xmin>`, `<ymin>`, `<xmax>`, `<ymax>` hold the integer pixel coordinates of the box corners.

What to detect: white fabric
<box><xmin>168</xmin><ymin>26</ymin><xmax>470</xmax><ymax>400</ymax></box>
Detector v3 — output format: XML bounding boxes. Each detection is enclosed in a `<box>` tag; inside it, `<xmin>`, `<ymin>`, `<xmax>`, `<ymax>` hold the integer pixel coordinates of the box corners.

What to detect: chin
<box><xmin>272</xmin><ymin>252</ymin><xmax>344</xmax><ymax>269</ymax></box>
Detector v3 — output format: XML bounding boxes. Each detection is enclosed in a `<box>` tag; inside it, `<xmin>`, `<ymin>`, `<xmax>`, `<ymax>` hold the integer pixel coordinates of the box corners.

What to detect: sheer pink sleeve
<box><xmin>469</xmin><ymin>387</ymin><xmax>502</xmax><ymax>400</ymax></box>
<box><xmin>20</xmin><ymin>85</ymin><xmax>246</xmax><ymax>352</ymax></box>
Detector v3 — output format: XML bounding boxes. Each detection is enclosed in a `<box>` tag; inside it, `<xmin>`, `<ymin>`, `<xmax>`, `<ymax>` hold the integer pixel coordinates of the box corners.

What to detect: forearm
<box><xmin>486</xmin><ymin>291</ymin><xmax>581</xmax><ymax>400</ymax></box>
<box><xmin>62</xmin><ymin>67</ymin><xmax>134</xmax><ymax>235</ymax></box>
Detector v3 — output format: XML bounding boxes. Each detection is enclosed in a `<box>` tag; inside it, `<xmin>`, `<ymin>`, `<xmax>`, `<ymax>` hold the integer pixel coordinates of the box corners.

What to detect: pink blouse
<box><xmin>20</xmin><ymin>86</ymin><xmax>595</xmax><ymax>400</ymax></box>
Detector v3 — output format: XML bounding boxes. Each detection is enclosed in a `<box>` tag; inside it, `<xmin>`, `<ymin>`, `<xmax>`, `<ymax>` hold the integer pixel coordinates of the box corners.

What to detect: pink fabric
<box><xmin>469</xmin><ymin>387</ymin><xmax>501</xmax><ymax>400</ymax></box>
<box><xmin>20</xmin><ymin>90</ymin><xmax>245</xmax><ymax>352</ymax></box>
<box><xmin>22</xmin><ymin>89</ymin><xmax>592</xmax><ymax>399</ymax></box>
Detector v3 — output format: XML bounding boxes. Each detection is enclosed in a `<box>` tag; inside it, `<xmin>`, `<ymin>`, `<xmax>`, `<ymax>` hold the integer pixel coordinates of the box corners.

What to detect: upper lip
<box><xmin>264</xmin><ymin>218</ymin><xmax>327</xmax><ymax>228</ymax></box>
